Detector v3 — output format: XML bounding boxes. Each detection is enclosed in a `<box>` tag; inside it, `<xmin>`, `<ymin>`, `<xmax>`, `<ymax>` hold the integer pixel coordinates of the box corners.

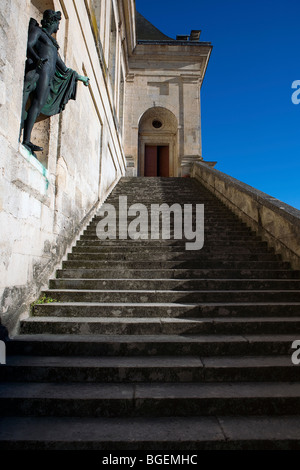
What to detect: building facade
<box><xmin>0</xmin><ymin>0</ymin><xmax>211</xmax><ymax>333</ymax></box>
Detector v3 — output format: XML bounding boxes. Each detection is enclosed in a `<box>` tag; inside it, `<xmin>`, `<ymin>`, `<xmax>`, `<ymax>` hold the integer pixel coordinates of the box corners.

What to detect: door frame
<box><xmin>138</xmin><ymin>135</ymin><xmax>176</xmax><ymax>177</ymax></box>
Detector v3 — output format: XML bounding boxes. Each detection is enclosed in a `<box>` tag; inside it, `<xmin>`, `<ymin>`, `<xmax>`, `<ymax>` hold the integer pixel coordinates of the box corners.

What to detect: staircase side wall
<box><xmin>192</xmin><ymin>162</ymin><xmax>300</xmax><ymax>270</ymax></box>
<box><xmin>0</xmin><ymin>0</ymin><xmax>127</xmax><ymax>334</ymax></box>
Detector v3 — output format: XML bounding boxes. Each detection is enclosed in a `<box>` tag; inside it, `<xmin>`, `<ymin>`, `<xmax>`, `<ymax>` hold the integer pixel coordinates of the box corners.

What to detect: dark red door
<box><xmin>158</xmin><ymin>146</ymin><xmax>169</xmax><ymax>177</ymax></box>
<box><xmin>144</xmin><ymin>145</ymin><xmax>169</xmax><ymax>177</ymax></box>
<box><xmin>144</xmin><ymin>145</ymin><xmax>158</xmax><ymax>177</ymax></box>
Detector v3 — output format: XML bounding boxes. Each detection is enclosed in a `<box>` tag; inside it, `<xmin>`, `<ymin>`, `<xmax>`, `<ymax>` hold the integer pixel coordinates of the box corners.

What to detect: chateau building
<box><xmin>0</xmin><ymin>0</ymin><xmax>211</xmax><ymax>332</ymax></box>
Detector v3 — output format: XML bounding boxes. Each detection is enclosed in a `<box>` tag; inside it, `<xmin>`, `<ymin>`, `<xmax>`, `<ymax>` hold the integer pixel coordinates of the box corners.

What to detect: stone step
<box><xmin>88</xmin><ymin>219</ymin><xmax>248</xmax><ymax>227</ymax></box>
<box><xmin>93</xmin><ymin>208</ymin><xmax>238</xmax><ymax>216</ymax></box>
<box><xmin>104</xmin><ymin>198</ymin><xmax>227</xmax><ymax>203</ymax></box>
<box><xmin>72</xmin><ymin>245</ymin><xmax>273</xmax><ymax>254</ymax></box>
<box><xmin>1</xmin><ymin>415</ymin><xmax>300</xmax><ymax>450</ymax></box>
<box><xmin>79</xmin><ymin>236</ymin><xmax>260</xmax><ymax>245</ymax></box>
<box><xmin>56</xmin><ymin>268</ymin><xmax>300</xmax><ymax>280</ymax></box>
<box><xmin>91</xmin><ymin>217</ymin><xmax>246</xmax><ymax>226</ymax></box>
<box><xmin>106</xmin><ymin>184</ymin><xmax>212</xmax><ymax>189</ymax></box>
<box><xmin>106</xmin><ymin>187</ymin><xmax>211</xmax><ymax>190</ymax></box>
<box><xmin>86</xmin><ymin>228</ymin><xmax>255</xmax><ymax>235</ymax></box>
<box><xmin>75</xmin><ymin>239</ymin><xmax>269</xmax><ymax>247</ymax></box>
<box><xmin>40</xmin><ymin>289</ymin><xmax>300</xmax><ymax>304</ymax></box>
<box><xmin>93</xmin><ymin>207</ymin><xmax>242</xmax><ymax>214</ymax></box>
<box><xmin>19</xmin><ymin>316</ymin><xmax>300</xmax><ymax>335</ymax></box>
<box><xmin>49</xmin><ymin>278</ymin><xmax>300</xmax><ymax>291</ymax></box>
<box><xmin>95</xmin><ymin>206</ymin><xmax>239</xmax><ymax>213</ymax></box>
<box><xmin>61</xmin><ymin>260</ymin><xmax>290</xmax><ymax>270</ymax></box>
<box><xmin>1</xmin><ymin>355</ymin><xmax>298</xmax><ymax>383</ymax></box>
<box><xmin>1</xmin><ymin>382</ymin><xmax>300</xmax><ymax>418</ymax></box>
<box><xmin>105</xmin><ymin>193</ymin><xmax>225</xmax><ymax>198</ymax></box>
<box><xmin>106</xmin><ymin>187</ymin><xmax>209</xmax><ymax>190</ymax></box>
<box><xmin>31</xmin><ymin>302</ymin><xmax>300</xmax><ymax>318</ymax></box>
<box><xmin>67</xmin><ymin>252</ymin><xmax>279</xmax><ymax>262</ymax></box>
<box><xmin>8</xmin><ymin>334</ymin><xmax>296</xmax><ymax>357</ymax></box>
<box><xmin>80</xmin><ymin>231</ymin><xmax>257</xmax><ymax>240</ymax></box>
<box><xmin>103</xmin><ymin>202</ymin><xmax>224</xmax><ymax>206</ymax></box>
<box><xmin>93</xmin><ymin>206</ymin><xmax>241</xmax><ymax>213</ymax></box>
<box><xmin>92</xmin><ymin>213</ymin><xmax>243</xmax><ymax>220</ymax></box>
<box><xmin>88</xmin><ymin>217</ymin><xmax>249</xmax><ymax>225</ymax></box>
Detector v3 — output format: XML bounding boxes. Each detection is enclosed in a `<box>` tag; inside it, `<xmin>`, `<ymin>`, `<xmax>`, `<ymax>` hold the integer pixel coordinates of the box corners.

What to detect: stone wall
<box><xmin>192</xmin><ymin>162</ymin><xmax>300</xmax><ymax>269</ymax></box>
<box><xmin>0</xmin><ymin>0</ymin><xmax>127</xmax><ymax>333</ymax></box>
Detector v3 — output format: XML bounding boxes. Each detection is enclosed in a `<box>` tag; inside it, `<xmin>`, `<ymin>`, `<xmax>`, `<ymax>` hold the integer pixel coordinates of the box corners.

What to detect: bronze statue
<box><xmin>21</xmin><ymin>10</ymin><xmax>89</xmax><ymax>154</ymax></box>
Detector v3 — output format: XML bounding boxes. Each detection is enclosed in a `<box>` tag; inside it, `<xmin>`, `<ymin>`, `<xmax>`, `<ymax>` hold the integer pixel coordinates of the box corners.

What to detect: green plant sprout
<box><xmin>30</xmin><ymin>294</ymin><xmax>57</xmax><ymax>314</ymax></box>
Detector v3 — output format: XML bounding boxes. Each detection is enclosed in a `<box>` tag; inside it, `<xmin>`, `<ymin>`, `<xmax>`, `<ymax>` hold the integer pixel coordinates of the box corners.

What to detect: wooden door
<box><xmin>144</xmin><ymin>145</ymin><xmax>157</xmax><ymax>177</ymax></box>
<box><xmin>144</xmin><ymin>145</ymin><xmax>169</xmax><ymax>177</ymax></box>
<box><xmin>158</xmin><ymin>146</ymin><xmax>169</xmax><ymax>177</ymax></box>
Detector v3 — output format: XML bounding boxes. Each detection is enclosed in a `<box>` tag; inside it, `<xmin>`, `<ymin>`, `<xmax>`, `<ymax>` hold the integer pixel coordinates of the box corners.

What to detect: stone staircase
<box><xmin>1</xmin><ymin>177</ymin><xmax>300</xmax><ymax>449</ymax></box>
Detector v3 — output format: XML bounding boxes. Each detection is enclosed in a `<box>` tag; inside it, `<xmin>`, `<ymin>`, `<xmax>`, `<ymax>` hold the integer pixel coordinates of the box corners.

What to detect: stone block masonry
<box><xmin>0</xmin><ymin>0</ymin><xmax>128</xmax><ymax>334</ymax></box>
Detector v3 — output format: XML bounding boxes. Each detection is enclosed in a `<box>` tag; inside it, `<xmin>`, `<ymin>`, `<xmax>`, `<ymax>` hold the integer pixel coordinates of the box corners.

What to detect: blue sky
<box><xmin>136</xmin><ymin>0</ymin><xmax>300</xmax><ymax>209</ymax></box>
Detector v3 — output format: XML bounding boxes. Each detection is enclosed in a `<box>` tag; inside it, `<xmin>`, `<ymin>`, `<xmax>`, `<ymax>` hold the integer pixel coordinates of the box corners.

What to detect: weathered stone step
<box><xmin>76</xmin><ymin>239</ymin><xmax>269</xmax><ymax>247</ymax></box>
<box><xmin>93</xmin><ymin>210</ymin><xmax>242</xmax><ymax>218</ymax></box>
<box><xmin>107</xmin><ymin>185</ymin><xmax>210</xmax><ymax>190</ymax></box>
<box><xmin>41</xmin><ymin>289</ymin><xmax>300</xmax><ymax>304</ymax></box>
<box><xmin>105</xmin><ymin>195</ymin><xmax>225</xmax><ymax>200</ymax></box>
<box><xmin>0</xmin><ymin>355</ymin><xmax>203</xmax><ymax>383</ymax></box>
<box><xmin>88</xmin><ymin>219</ymin><xmax>252</xmax><ymax>230</ymax></box>
<box><xmin>19</xmin><ymin>316</ymin><xmax>300</xmax><ymax>335</ymax></box>
<box><xmin>8</xmin><ymin>334</ymin><xmax>295</xmax><ymax>357</ymax></box>
<box><xmin>103</xmin><ymin>206</ymin><xmax>227</xmax><ymax>213</ymax></box>
<box><xmin>79</xmin><ymin>236</ymin><xmax>259</xmax><ymax>245</ymax></box>
<box><xmin>93</xmin><ymin>206</ymin><xmax>241</xmax><ymax>213</ymax></box>
<box><xmin>61</xmin><ymin>260</ymin><xmax>290</xmax><ymax>270</ymax></box>
<box><xmin>56</xmin><ymin>268</ymin><xmax>300</xmax><ymax>280</ymax></box>
<box><xmin>92</xmin><ymin>209</ymin><xmax>243</xmax><ymax>217</ymax></box>
<box><xmin>1</xmin><ymin>355</ymin><xmax>298</xmax><ymax>383</ymax></box>
<box><xmin>49</xmin><ymin>278</ymin><xmax>300</xmax><ymax>291</ymax></box>
<box><xmin>91</xmin><ymin>212</ymin><xmax>245</xmax><ymax>220</ymax></box>
<box><xmin>104</xmin><ymin>198</ymin><xmax>226</xmax><ymax>204</ymax></box>
<box><xmin>81</xmin><ymin>230</ymin><xmax>256</xmax><ymax>239</ymax></box>
<box><xmin>68</xmin><ymin>252</ymin><xmax>279</xmax><ymax>262</ymax></box>
<box><xmin>31</xmin><ymin>302</ymin><xmax>300</xmax><ymax>318</ymax></box>
<box><xmin>107</xmin><ymin>186</ymin><xmax>210</xmax><ymax>189</ymax></box>
<box><xmin>89</xmin><ymin>218</ymin><xmax>246</xmax><ymax>226</ymax></box>
<box><xmin>1</xmin><ymin>382</ymin><xmax>300</xmax><ymax>418</ymax></box>
<box><xmin>93</xmin><ymin>208</ymin><xmax>238</xmax><ymax>214</ymax></box>
<box><xmin>103</xmin><ymin>203</ymin><xmax>227</xmax><ymax>208</ymax></box>
<box><xmin>106</xmin><ymin>184</ymin><xmax>212</xmax><ymax>190</ymax></box>
<box><xmin>85</xmin><ymin>226</ymin><xmax>251</xmax><ymax>236</ymax></box>
<box><xmin>1</xmin><ymin>415</ymin><xmax>300</xmax><ymax>450</ymax></box>
<box><xmin>72</xmin><ymin>245</ymin><xmax>272</xmax><ymax>254</ymax></box>
<box><xmin>91</xmin><ymin>217</ymin><xmax>245</xmax><ymax>227</ymax></box>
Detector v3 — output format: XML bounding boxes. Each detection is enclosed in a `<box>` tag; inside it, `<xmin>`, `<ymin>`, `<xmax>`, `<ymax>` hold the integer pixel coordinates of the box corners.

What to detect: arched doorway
<box><xmin>138</xmin><ymin>107</ymin><xmax>178</xmax><ymax>177</ymax></box>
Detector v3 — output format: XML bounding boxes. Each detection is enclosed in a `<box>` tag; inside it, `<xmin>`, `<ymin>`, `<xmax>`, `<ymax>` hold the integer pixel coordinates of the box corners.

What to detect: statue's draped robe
<box><xmin>41</xmin><ymin>65</ymin><xmax>78</xmax><ymax>116</ymax></box>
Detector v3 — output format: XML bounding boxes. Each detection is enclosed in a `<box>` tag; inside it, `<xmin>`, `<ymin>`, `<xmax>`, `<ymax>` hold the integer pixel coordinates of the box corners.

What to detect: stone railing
<box><xmin>191</xmin><ymin>162</ymin><xmax>300</xmax><ymax>269</ymax></box>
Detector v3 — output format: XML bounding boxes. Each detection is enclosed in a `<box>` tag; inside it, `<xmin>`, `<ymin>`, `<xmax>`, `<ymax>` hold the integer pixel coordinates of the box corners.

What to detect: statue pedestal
<box><xmin>19</xmin><ymin>143</ymin><xmax>49</xmax><ymax>179</ymax></box>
